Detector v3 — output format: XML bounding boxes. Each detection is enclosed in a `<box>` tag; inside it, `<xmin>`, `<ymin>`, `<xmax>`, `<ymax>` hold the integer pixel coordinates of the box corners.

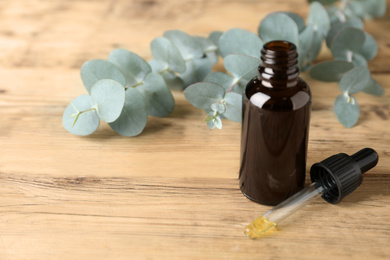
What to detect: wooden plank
<box><xmin>0</xmin><ymin>0</ymin><xmax>389</xmax><ymax>259</ymax></box>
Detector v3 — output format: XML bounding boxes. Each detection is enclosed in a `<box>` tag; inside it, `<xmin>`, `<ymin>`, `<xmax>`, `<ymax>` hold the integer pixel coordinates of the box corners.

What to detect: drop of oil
<box><xmin>244</xmin><ymin>216</ymin><xmax>276</xmax><ymax>239</ymax></box>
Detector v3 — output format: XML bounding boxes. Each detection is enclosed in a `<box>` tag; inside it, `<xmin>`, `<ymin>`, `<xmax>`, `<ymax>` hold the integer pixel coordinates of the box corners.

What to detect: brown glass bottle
<box><xmin>239</xmin><ymin>41</ymin><xmax>311</xmax><ymax>206</ymax></box>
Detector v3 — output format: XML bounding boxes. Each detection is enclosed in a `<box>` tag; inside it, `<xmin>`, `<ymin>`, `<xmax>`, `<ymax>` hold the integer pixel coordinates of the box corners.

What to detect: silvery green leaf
<box><xmin>209</xmin><ymin>31</ymin><xmax>223</xmax><ymax>55</ymax></box>
<box><xmin>308</xmin><ymin>1</ymin><xmax>330</xmax><ymax>37</ymax></box>
<box><xmin>207</xmin><ymin>116</ymin><xmax>216</xmax><ymax>130</ymax></box>
<box><xmin>330</xmin><ymin>27</ymin><xmax>365</xmax><ymax>59</ymax></box>
<box><xmin>310</xmin><ymin>60</ymin><xmax>354</xmax><ymax>82</ymax></box>
<box><xmin>223</xmin><ymin>92</ymin><xmax>242</xmax><ymax>123</ymax></box>
<box><xmin>205</xmin><ymin>72</ymin><xmax>235</xmax><ymax>92</ymax></box>
<box><xmin>163</xmin><ymin>30</ymin><xmax>204</xmax><ymax>60</ymax></box>
<box><xmin>90</xmin><ymin>79</ymin><xmax>126</xmax><ymax>123</ymax></box>
<box><xmin>63</xmin><ymin>95</ymin><xmax>100</xmax><ymax>136</ymax></box>
<box><xmin>282</xmin><ymin>12</ymin><xmax>305</xmax><ymax>33</ymax></box>
<box><xmin>135</xmin><ymin>72</ymin><xmax>174</xmax><ymax>117</ymax></box>
<box><xmin>308</xmin><ymin>0</ymin><xmax>338</xmax><ymax>4</ymax></box>
<box><xmin>351</xmin><ymin>53</ymin><xmax>368</xmax><ymax>67</ymax></box>
<box><xmin>224</xmin><ymin>54</ymin><xmax>260</xmax><ymax>84</ymax></box>
<box><xmin>184</xmin><ymin>82</ymin><xmax>225</xmax><ymax>110</ymax></box>
<box><xmin>109</xmin><ymin>87</ymin><xmax>147</xmax><ymax>136</ymax></box>
<box><xmin>362</xmin><ymin>77</ymin><xmax>384</xmax><ymax>96</ymax></box>
<box><xmin>213</xmin><ymin>115</ymin><xmax>222</xmax><ymax>129</ymax></box>
<box><xmin>306</xmin><ymin>30</ymin><xmax>323</xmax><ymax>62</ymax></box>
<box><xmin>150</xmin><ymin>37</ymin><xmax>186</xmax><ymax>73</ymax></box>
<box><xmin>259</xmin><ymin>13</ymin><xmax>299</xmax><ymax>47</ymax></box>
<box><xmin>80</xmin><ymin>59</ymin><xmax>126</xmax><ymax>93</ymax></box>
<box><xmin>219</xmin><ymin>28</ymin><xmax>263</xmax><ymax>58</ymax></box>
<box><xmin>339</xmin><ymin>66</ymin><xmax>370</xmax><ymax>94</ymax></box>
<box><xmin>326</xmin><ymin>5</ymin><xmax>339</xmax><ymax>23</ymax></box>
<box><xmin>334</xmin><ymin>94</ymin><xmax>359</xmax><ymax>128</ymax></box>
<box><xmin>179</xmin><ymin>58</ymin><xmax>213</xmax><ymax>86</ymax></box>
<box><xmin>348</xmin><ymin>0</ymin><xmax>386</xmax><ymax>19</ymax></box>
<box><xmin>326</xmin><ymin>17</ymin><xmax>364</xmax><ymax>47</ymax></box>
<box><xmin>160</xmin><ymin>71</ymin><xmax>185</xmax><ymax>91</ymax></box>
<box><xmin>357</xmin><ymin>32</ymin><xmax>378</xmax><ymax>61</ymax></box>
<box><xmin>298</xmin><ymin>24</ymin><xmax>314</xmax><ymax>69</ymax></box>
<box><xmin>108</xmin><ymin>49</ymin><xmax>152</xmax><ymax>86</ymax></box>
<box><xmin>194</xmin><ymin>36</ymin><xmax>218</xmax><ymax>65</ymax></box>
<box><xmin>149</xmin><ymin>59</ymin><xmax>167</xmax><ymax>73</ymax></box>
<box><xmin>211</xmin><ymin>102</ymin><xmax>226</xmax><ymax>114</ymax></box>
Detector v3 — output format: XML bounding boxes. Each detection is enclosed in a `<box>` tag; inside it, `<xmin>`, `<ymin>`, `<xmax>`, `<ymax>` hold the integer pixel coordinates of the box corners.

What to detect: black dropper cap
<box><xmin>310</xmin><ymin>148</ymin><xmax>379</xmax><ymax>204</ymax></box>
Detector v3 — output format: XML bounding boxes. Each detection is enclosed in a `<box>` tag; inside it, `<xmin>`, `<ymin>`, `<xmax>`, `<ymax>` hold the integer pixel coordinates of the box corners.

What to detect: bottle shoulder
<box><xmin>245</xmin><ymin>77</ymin><xmax>311</xmax><ymax>111</ymax></box>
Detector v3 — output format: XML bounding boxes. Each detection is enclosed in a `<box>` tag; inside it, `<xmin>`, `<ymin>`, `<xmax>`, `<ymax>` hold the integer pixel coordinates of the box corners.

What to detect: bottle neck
<box><xmin>259</xmin><ymin>41</ymin><xmax>299</xmax><ymax>88</ymax></box>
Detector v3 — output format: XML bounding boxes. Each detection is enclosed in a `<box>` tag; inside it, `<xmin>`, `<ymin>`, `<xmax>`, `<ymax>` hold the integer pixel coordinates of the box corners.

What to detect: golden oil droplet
<box><xmin>244</xmin><ymin>216</ymin><xmax>276</xmax><ymax>239</ymax></box>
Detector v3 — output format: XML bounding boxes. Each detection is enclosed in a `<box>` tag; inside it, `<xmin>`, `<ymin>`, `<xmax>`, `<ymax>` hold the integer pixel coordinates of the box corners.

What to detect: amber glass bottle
<box><xmin>239</xmin><ymin>41</ymin><xmax>311</xmax><ymax>206</ymax></box>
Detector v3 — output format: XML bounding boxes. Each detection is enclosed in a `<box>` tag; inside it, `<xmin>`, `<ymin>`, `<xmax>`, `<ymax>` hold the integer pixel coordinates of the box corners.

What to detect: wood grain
<box><xmin>0</xmin><ymin>0</ymin><xmax>389</xmax><ymax>259</ymax></box>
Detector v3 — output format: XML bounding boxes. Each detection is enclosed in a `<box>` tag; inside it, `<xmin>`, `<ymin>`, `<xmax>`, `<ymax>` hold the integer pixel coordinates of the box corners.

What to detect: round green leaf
<box><xmin>211</xmin><ymin>102</ymin><xmax>226</xmax><ymax>114</ymax></box>
<box><xmin>326</xmin><ymin>18</ymin><xmax>364</xmax><ymax>48</ymax></box>
<box><xmin>135</xmin><ymin>72</ymin><xmax>174</xmax><ymax>117</ymax></box>
<box><xmin>213</xmin><ymin>115</ymin><xmax>222</xmax><ymax>129</ymax></box>
<box><xmin>223</xmin><ymin>92</ymin><xmax>242</xmax><ymax>123</ymax></box>
<box><xmin>209</xmin><ymin>31</ymin><xmax>223</xmax><ymax>55</ymax></box>
<box><xmin>283</xmin><ymin>12</ymin><xmax>305</xmax><ymax>33</ymax></box>
<box><xmin>219</xmin><ymin>28</ymin><xmax>263</xmax><ymax>58</ymax></box>
<box><xmin>108</xmin><ymin>49</ymin><xmax>151</xmax><ymax>86</ymax></box>
<box><xmin>179</xmin><ymin>58</ymin><xmax>213</xmax><ymax>86</ymax></box>
<box><xmin>330</xmin><ymin>27</ymin><xmax>365</xmax><ymax>59</ymax></box>
<box><xmin>310</xmin><ymin>60</ymin><xmax>354</xmax><ymax>82</ymax></box>
<box><xmin>348</xmin><ymin>0</ymin><xmax>386</xmax><ymax>19</ymax></box>
<box><xmin>259</xmin><ymin>13</ymin><xmax>299</xmax><ymax>47</ymax></box>
<box><xmin>224</xmin><ymin>54</ymin><xmax>260</xmax><ymax>84</ymax></box>
<box><xmin>150</xmin><ymin>37</ymin><xmax>186</xmax><ymax>73</ymax></box>
<box><xmin>184</xmin><ymin>82</ymin><xmax>225</xmax><ymax>110</ymax></box>
<box><xmin>63</xmin><ymin>95</ymin><xmax>100</xmax><ymax>136</ymax></box>
<box><xmin>80</xmin><ymin>59</ymin><xmax>126</xmax><ymax>93</ymax></box>
<box><xmin>160</xmin><ymin>70</ymin><xmax>185</xmax><ymax>91</ymax></box>
<box><xmin>205</xmin><ymin>72</ymin><xmax>235</xmax><ymax>92</ymax></box>
<box><xmin>305</xmin><ymin>31</ymin><xmax>323</xmax><ymax>63</ymax></box>
<box><xmin>363</xmin><ymin>77</ymin><xmax>384</xmax><ymax>96</ymax></box>
<box><xmin>358</xmin><ymin>32</ymin><xmax>378</xmax><ymax>61</ymax></box>
<box><xmin>163</xmin><ymin>30</ymin><xmax>204</xmax><ymax>60</ymax></box>
<box><xmin>109</xmin><ymin>88</ymin><xmax>147</xmax><ymax>136</ymax></box>
<box><xmin>298</xmin><ymin>24</ymin><xmax>314</xmax><ymax>69</ymax></box>
<box><xmin>339</xmin><ymin>66</ymin><xmax>370</xmax><ymax>94</ymax></box>
<box><xmin>334</xmin><ymin>94</ymin><xmax>359</xmax><ymax>128</ymax></box>
<box><xmin>90</xmin><ymin>79</ymin><xmax>126</xmax><ymax>123</ymax></box>
<box><xmin>350</xmin><ymin>52</ymin><xmax>368</xmax><ymax>67</ymax></box>
<box><xmin>308</xmin><ymin>1</ymin><xmax>330</xmax><ymax>37</ymax></box>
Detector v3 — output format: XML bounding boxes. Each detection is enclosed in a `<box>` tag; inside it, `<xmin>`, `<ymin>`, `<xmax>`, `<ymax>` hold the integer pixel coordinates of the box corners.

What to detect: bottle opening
<box><xmin>263</xmin><ymin>41</ymin><xmax>297</xmax><ymax>53</ymax></box>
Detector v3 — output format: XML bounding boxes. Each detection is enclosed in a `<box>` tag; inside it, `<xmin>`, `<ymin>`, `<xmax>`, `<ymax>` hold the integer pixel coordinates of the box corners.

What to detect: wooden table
<box><xmin>1</xmin><ymin>0</ymin><xmax>389</xmax><ymax>259</ymax></box>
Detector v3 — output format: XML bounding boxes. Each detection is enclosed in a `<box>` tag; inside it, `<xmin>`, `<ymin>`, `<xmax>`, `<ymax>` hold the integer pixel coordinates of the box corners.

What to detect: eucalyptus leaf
<box><xmin>81</xmin><ymin>59</ymin><xmax>126</xmax><ymax>93</ymax></box>
<box><xmin>358</xmin><ymin>32</ymin><xmax>378</xmax><ymax>61</ymax></box>
<box><xmin>163</xmin><ymin>30</ymin><xmax>204</xmax><ymax>60</ymax></box>
<box><xmin>308</xmin><ymin>1</ymin><xmax>331</xmax><ymax>37</ymax></box>
<box><xmin>223</xmin><ymin>92</ymin><xmax>242</xmax><ymax>123</ymax></box>
<box><xmin>310</xmin><ymin>60</ymin><xmax>354</xmax><ymax>82</ymax></box>
<box><xmin>109</xmin><ymin>87</ymin><xmax>148</xmax><ymax>136</ymax></box>
<box><xmin>160</xmin><ymin>70</ymin><xmax>185</xmax><ymax>91</ymax></box>
<box><xmin>90</xmin><ymin>79</ymin><xmax>126</xmax><ymax>123</ymax></box>
<box><xmin>211</xmin><ymin>102</ymin><xmax>226</xmax><ymax>114</ymax></box>
<box><xmin>305</xmin><ymin>31</ymin><xmax>323</xmax><ymax>62</ymax></box>
<box><xmin>334</xmin><ymin>94</ymin><xmax>359</xmax><ymax>128</ymax></box>
<box><xmin>330</xmin><ymin>27</ymin><xmax>365</xmax><ymax>59</ymax></box>
<box><xmin>184</xmin><ymin>82</ymin><xmax>225</xmax><ymax>110</ymax></box>
<box><xmin>135</xmin><ymin>72</ymin><xmax>175</xmax><ymax>117</ymax></box>
<box><xmin>350</xmin><ymin>52</ymin><xmax>368</xmax><ymax>67</ymax></box>
<box><xmin>179</xmin><ymin>58</ymin><xmax>213</xmax><ymax>86</ymax></box>
<box><xmin>259</xmin><ymin>13</ymin><xmax>299</xmax><ymax>46</ymax></box>
<box><xmin>207</xmin><ymin>119</ymin><xmax>216</xmax><ymax>130</ymax></box>
<box><xmin>362</xmin><ymin>77</ymin><xmax>384</xmax><ymax>96</ymax></box>
<box><xmin>108</xmin><ymin>49</ymin><xmax>152</xmax><ymax>86</ymax></box>
<box><xmin>348</xmin><ymin>0</ymin><xmax>386</xmax><ymax>19</ymax></box>
<box><xmin>63</xmin><ymin>95</ymin><xmax>100</xmax><ymax>136</ymax></box>
<box><xmin>224</xmin><ymin>54</ymin><xmax>260</xmax><ymax>84</ymax></box>
<box><xmin>283</xmin><ymin>12</ymin><xmax>306</xmax><ymax>33</ymax></box>
<box><xmin>209</xmin><ymin>31</ymin><xmax>223</xmax><ymax>55</ymax></box>
<box><xmin>298</xmin><ymin>24</ymin><xmax>315</xmax><ymax>69</ymax></box>
<box><xmin>339</xmin><ymin>66</ymin><xmax>370</xmax><ymax>94</ymax></box>
<box><xmin>194</xmin><ymin>36</ymin><xmax>218</xmax><ymax>64</ymax></box>
<box><xmin>326</xmin><ymin>17</ymin><xmax>364</xmax><ymax>47</ymax></box>
<box><xmin>149</xmin><ymin>59</ymin><xmax>167</xmax><ymax>73</ymax></box>
<box><xmin>150</xmin><ymin>37</ymin><xmax>186</xmax><ymax>73</ymax></box>
<box><xmin>219</xmin><ymin>28</ymin><xmax>263</xmax><ymax>58</ymax></box>
<box><xmin>205</xmin><ymin>72</ymin><xmax>235</xmax><ymax>92</ymax></box>
<box><xmin>213</xmin><ymin>115</ymin><xmax>222</xmax><ymax>129</ymax></box>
